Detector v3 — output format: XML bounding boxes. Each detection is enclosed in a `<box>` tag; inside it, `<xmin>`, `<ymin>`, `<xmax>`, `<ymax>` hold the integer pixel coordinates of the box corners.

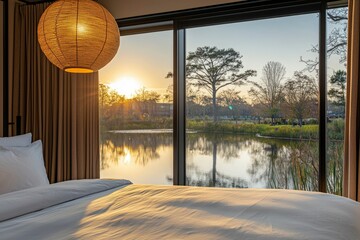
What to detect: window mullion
<box><xmin>319</xmin><ymin>0</ymin><xmax>328</xmax><ymax>193</ymax></box>
<box><xmin>173</xmin><ymin>27</ymin><xmax>186</xmax><ymax>185</ymax></box>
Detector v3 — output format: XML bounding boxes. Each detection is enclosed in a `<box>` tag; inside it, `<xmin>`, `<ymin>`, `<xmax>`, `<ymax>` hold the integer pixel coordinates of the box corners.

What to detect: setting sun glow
<box><xmin>108</xmin><ymin>76</ymin><xmax>141</xmax><ymax>98</ymax></box>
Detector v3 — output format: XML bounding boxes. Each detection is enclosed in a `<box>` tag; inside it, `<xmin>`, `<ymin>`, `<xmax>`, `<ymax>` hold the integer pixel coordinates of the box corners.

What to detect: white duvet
<box><xmin>0</xmin><ymin>179</ymin><xmax>359</xmax><ymax>240</ymax></box>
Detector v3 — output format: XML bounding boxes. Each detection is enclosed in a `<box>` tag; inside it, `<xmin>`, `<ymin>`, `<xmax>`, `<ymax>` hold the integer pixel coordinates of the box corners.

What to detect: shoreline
<box><xmin>105</xmin><ymin>128</ymin><xmax>344</xmax><ymax>142</ymax></box>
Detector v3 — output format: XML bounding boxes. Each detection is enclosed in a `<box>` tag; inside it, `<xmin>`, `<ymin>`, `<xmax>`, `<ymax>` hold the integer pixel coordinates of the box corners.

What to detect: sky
<box><xmin>100</xmin><ymin>31</ymin><xmax>173</xmax><ymax>98</ymax></box>
<box><xmin>99</xmin><ymin>12</ymin><xmax>346</xmax><ymax>101</ymax></box>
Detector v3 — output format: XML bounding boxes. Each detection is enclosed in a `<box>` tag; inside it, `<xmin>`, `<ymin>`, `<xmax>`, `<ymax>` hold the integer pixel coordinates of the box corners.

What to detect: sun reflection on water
<box><xmin>122</xmin><ymin>147</ymin><xmax>132</xmax><ymax>165</ymax></box>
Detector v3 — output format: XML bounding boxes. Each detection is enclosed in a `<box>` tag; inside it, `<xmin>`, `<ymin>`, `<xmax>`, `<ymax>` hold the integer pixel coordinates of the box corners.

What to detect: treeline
<box><xmin>184</xmin><ymin>46</ymin><xmax>345</xmax><ymax>126</ymax></box>
<box><xmin>99</xmin><ymin>85</ymin><xmax>173</xmax><ymax>130</ymax></box>
<box><xmin>100</xmin><ymin>45</ymin><xmax>346</xmax><ymax>129</ymax></box>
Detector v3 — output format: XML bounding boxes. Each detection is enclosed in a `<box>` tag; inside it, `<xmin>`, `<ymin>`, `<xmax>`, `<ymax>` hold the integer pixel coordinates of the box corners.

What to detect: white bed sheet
<box><xmin>0</xmin><ymin>180</ymin><xmax>359</xmax><ymax>240</ymax></box>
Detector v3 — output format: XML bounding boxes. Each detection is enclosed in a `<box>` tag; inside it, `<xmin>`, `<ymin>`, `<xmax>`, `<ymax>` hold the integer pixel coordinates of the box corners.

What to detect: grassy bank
<box><xmin>100</xmin><ymin>118</ymin><xmax>173</xmax><ymax>132</ymax></box>
<box><xmin>187</xmin><ymin>121</ymin><xmax>319</xmax><ymax>140</ymax></box>
<box><xmin>187</xmin><ymin>119</ymin><xmax>344</xmax><ymax>140</ymax></box>
<box><xmin>101</xmin><ymin>118</ymin><xmax>344</xmax><ymax>141</ymax></box>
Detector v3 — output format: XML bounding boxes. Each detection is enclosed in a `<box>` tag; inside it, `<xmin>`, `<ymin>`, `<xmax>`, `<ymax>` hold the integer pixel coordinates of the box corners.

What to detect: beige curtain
<box><xmin>344</xmin><ymin>0</ymin><xmax>360</xmax><ymax>201</ymax></box>
<box><xmin>12</xmin><ymin>3</ymin><xmax>100</xmax><ymax>183</ymax></box>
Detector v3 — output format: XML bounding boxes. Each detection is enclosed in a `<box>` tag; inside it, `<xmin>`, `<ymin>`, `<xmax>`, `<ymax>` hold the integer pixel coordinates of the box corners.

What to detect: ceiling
<box><xmin>19</xmin><ymin>0</ymin><xmax>52</xmax><ymax>3</ymax></box>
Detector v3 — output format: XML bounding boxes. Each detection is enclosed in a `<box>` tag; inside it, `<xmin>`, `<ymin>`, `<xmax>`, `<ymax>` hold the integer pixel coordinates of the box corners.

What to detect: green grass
<box><xmin>187</xmin><ymin>121</ymin><xmax>320</xmax><ymax>140</ymax></box>
<box><xmin>101</xmin><ymin>118</ymin><xmax>344</xmax><ymax>141</ymax></box>
<box><xmin>101</xmin><ymin>118</ymin><xmax>173</xmax><ymax>131</ymax></box>
<box><xmin>187</xmin><ymin>120</ymin><xmax>345</xmax><ymax>140</ymax></box>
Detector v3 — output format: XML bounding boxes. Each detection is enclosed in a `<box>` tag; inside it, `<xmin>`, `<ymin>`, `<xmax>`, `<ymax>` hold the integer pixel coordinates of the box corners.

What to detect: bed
<box><xmin>1</xmin><ymin>134</ymin><xmax>359</xmax><ymax>239</ymax></box>
<box><xmin>0</xmin><ymin>179</ymin><xmax>359</xmax><ymax>240</ymax></box>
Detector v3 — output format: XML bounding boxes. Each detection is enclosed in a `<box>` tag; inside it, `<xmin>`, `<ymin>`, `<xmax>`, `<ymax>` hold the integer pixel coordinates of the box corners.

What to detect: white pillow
<box><xmin>0</xmin><ymin>133</ymin><xmax>32</xmax><ymax>147</ymax></box>
<box><xmin>0</xmin><ymin>140</ymin><xmax>49</xmax><ymax>195</ymax></box>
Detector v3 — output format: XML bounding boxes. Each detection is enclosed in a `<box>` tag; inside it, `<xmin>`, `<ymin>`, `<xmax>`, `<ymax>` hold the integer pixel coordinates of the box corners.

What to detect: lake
<box><xmin>100</xmin><ymin>130</ymin><xmax>343</xmax><ymax>193</ymax></box>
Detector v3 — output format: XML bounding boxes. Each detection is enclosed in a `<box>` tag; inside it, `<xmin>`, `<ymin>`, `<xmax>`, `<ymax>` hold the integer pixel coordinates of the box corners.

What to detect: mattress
<box><xmin>0</xmin><ymin>179</ymin><xmax>359</xmax><ymax>240</ymax></box>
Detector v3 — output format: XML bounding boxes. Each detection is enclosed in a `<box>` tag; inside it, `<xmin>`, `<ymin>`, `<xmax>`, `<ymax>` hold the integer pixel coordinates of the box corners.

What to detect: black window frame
<box><xmin>116</xmin><ymin>0</ymin><xmax>347</xmax><ymax>192</ymax></box>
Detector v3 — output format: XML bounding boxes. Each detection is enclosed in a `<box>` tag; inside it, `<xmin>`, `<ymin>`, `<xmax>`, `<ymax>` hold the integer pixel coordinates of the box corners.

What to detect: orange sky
<box><xmin>99</xmin><ymin>31</ymin><xmax>173</xmax><ymax>98</ymax></box>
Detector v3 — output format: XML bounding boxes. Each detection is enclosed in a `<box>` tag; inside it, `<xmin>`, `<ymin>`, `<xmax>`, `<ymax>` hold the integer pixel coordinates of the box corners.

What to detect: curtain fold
<box><xmin>344</xmin><ymin>0</ymin><xmax>360</xmax><ymax>201</ymax></box>
<box><xmin>12</xmin><ymin>3</ymin><xmax>100</xmax><ymax>183</ymax></box>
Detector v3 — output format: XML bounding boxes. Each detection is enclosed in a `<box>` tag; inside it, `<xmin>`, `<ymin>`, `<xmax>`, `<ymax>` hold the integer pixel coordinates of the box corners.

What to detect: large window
<box><xmin>100</xmin><ymin>1</ymin><xmax>348</xmax><ymax>195</ymax></box>
<box><xmin>185</xmin><ymin>14</ymin><xmax>320</xmax><ymax>190</ymax></box>
<box><xmin>99</xmin><ymin>31</ymin><xmax>173</xmax><ymax>185</ymax></box>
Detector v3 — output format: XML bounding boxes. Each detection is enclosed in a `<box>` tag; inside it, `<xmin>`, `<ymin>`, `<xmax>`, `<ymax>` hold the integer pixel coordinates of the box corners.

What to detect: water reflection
<box><xmin>246</xmin><ymin>141</ymin><xmax>319</xmax><ymax>191</ymax></box>
<box><xmin>100</xmin><ymin>132</ymin><xmax>173</xmax><ymax>185</ymax></box>
<box><xmin>327</xmin><ymin>141</ymin><xmax>344</xmax><ymax>195</ymax></box>
<box><xmin>186</xmin><ymin>134</ymin><xmax>252</xmax><ymax>188</ymax></box>
<box><xmin>101</xmin><ymin>132</ymin><xmax>172</xmax><ymax>169</ymax></box>
<box><xmin>186</xmin><ymin>134</ymin><xmax>320</xmax><ymax>191</ymax></box>
<box><xmin>100</xmin><ymin>132</ymin><xmax>343</xmax><ymax>193</ymax></box>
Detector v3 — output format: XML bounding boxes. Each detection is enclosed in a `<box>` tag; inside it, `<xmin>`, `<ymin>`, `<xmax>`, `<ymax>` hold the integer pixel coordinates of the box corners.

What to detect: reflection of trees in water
<box><xmin>288</xmin><ymin>142</ymin><xmax>319</xmax><ymax>191</ymax></box>
<box><xmin>186</xmin><ymin>133</ymin><xmax>252</xmax><ymax>188</ymax></box>
<box><xmin>187</xmin><ymin>133</ymin><xmax>252</xmax><ymax>160</ymax></box>
<box><xmin>327</xmin><ymin>141</ymin><xmax>343</xmax><ymax>195</ymax></box>
<box><xmin>186</xmin><ymin>163</ymin><xmax>248</xmax><ymax>188</ymax></box>
<box><xmin>247</xmin><ymin>142</ymin><xmax>290</xmax><ymax>189</ymax></box>
<box><xmin>100</xmin><ymin>132</ymin><xmax>173</xmax><ymax>170</ymax></box>
<box><xmin>100</xmin><ymin>132</ymin><xmax>343</xmax><ymax>194</ymax></box>
<box><xmin>247</xmin><ymin>139</ymin><xmax>343</xmax><ymax>194</ymax></box>
<box><xmin>100</xmin><ymin>140</ymin><xmax>125</xmax><ymax>170</ymax></box>
<box><xmin>187</xmin><ymin>133</ymin><xmax>323</xmax><ymax>192</ymax></box>
<box><xmin>247</xmin><ymin>140</ymin><xmax>319</xmax><ymax>191</ymax></box>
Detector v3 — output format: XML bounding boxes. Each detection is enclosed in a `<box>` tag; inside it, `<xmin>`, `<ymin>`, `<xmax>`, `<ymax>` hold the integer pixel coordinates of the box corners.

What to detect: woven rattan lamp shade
<box><xmin>38</xmin><ymin>0</ymin><xmax>120</xmax><ymax>73</ymax></box>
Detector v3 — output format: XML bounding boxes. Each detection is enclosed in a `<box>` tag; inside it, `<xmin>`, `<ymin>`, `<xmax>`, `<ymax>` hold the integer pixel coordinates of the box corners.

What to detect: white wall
<box><xmin>98</xmin><ymin>0</ymin><xmax>243</xmax><ymax>19</ymax></box>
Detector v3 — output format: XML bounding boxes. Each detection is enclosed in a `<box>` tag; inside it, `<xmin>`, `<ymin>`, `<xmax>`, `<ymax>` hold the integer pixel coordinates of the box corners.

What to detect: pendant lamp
<box><xmin>38</xmin><ymin>0</ymin><xmax>120</xmax><ymax>73</ymax></box>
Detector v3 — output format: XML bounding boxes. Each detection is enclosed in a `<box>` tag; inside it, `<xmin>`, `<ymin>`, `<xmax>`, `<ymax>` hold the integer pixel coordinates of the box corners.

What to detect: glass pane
<box><xmin>326</xmin><ymin>7</ymin><xmax>348</xmax><ymax>196</ymax></box>
<box><xmin>99</xmin><ymin>31</ymin><xmax>173</xmax><ymax>185</ymax></box>
<box><xmin>185</xmin><ymin>14</ymin><xmax>320</xmax><ymax>190</ymax></box>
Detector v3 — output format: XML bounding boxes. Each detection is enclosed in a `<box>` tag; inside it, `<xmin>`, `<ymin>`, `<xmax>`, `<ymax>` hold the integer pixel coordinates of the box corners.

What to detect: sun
<box><xmin>108</xmin><ymin>76</ymin><xmax>141</xmax><ymax>98</ymax></box>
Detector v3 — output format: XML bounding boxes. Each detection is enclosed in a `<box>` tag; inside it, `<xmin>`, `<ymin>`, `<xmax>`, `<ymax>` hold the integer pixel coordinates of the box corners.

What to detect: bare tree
<box><xmin>248</xmin><ymin>61</ymin><xmax>286</xmax><ymax>125</ymax></box>
<box><xmin>162</xmin><ymin>72</ymin><xmax>174</xmax><ymax>103</ymax></box>
<box><xmin>99</xmin><ymin>84</ymin><xmax>126</xmax><ymax>129</ymax></box>
<box><xmin>162</xmin><ymin>84</ymin><xmax>174</xmax><ymax>103</ymax></box>
<box><xmin>99</xmin><ymin>84</ymin><xmax>111</xmax><ymax>108</ymax></box>
<box><xmin>132</xmin><ymin>87</ymin><xmax>161</xmax><ymax>119</ymax></box>
<box><xmin>99</xmin><ymin>83</ymin><xmax>125</xmax><ymax>107</ymax></box>
<box><xmin>133</xmin><ymin>87</ymin><xmax>160</xmax><ymax>103</ymax></box>
<box><xmin>301</xmin><ymin>8</ymin><xmax>348</xmax><ymax>71</ymax></box>
<box><xmin>284</xmin><ymin>72</ymin><xmax>318</xmax><ymax>126</ymax></box>
<box><xmin>327</xmin><ymin>8</ymin><xmax>348</xmax><ymax>63</ymax></box>
<box><xmin>218</xmin><ymin>89</ymin><xmax>246</xmax><ymax>122</ymax></box>
<box><xmin>218</xmin><ymin>89</ymin><xmax>242</xmax><ymax>107</ymax></box>
<box><xmin>186</xmin><ymin>46</ymin><xmax>256</xmax><ymax>122</ymax></box>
